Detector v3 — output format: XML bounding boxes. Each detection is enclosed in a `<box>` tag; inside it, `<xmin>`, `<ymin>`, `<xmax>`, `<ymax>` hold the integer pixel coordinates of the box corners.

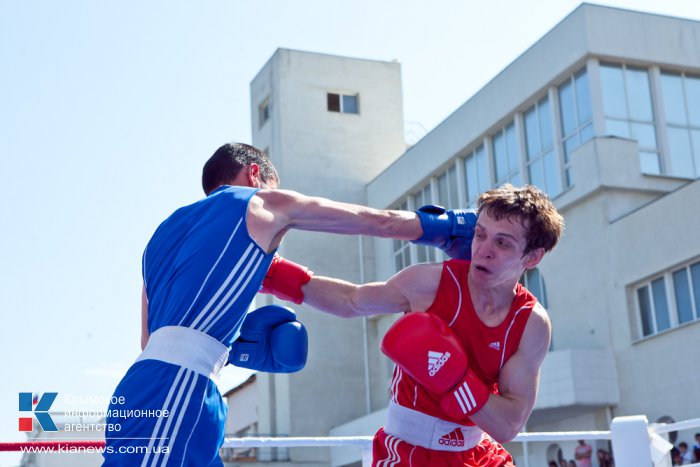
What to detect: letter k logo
<box><xmin>19</xmin><ymin>392</ymin><xmax>58</xmax><ymax>432</ymax></box>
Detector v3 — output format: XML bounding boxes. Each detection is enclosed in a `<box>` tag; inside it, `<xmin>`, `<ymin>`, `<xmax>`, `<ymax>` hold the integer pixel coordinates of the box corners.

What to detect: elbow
<box><xmin>490</xmin><ymin>427</ymin><xmax>520</xmax><ymax>444</ymax></box>
<box><xmin>485</xmin><ymin>414</ymin><xmax>526</xmax><ymax>444</ymax></box>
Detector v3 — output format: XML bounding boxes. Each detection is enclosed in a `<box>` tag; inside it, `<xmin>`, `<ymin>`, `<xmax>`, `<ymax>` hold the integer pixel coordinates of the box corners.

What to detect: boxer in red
<box><xmin>263</xmin><ymin>184</ymin><xmax>564</xmax><ymax>466</ymax></box>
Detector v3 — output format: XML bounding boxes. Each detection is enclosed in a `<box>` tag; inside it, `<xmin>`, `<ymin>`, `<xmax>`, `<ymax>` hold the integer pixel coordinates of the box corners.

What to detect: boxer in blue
<box><xmin>103</xmin><ymin>143</ymin><xmax>476</xmax><ymax>466</ymax></box>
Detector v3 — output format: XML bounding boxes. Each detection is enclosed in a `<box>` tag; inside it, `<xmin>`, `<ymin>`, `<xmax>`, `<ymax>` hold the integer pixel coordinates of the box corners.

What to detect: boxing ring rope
<box><xmin>5</xmin><ymin>417</ymin><xmax>700</xmax><ymax>466</ymax></box>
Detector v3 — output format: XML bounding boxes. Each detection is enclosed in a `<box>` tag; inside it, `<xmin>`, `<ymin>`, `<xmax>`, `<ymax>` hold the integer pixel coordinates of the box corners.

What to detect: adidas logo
<box><xmin>428</xmin><ymin>351</ymin><xmax>451</xmax><ymax>376</ymax></box>
<box><xmin>489</xmin><ymin>341</ymin><xmax>501</xmax><ymax>351</ymax></box>
<box><xmin>438</xmin><ymin>428</ymin><xmax>465</xmax><ymax>447</ymax></box>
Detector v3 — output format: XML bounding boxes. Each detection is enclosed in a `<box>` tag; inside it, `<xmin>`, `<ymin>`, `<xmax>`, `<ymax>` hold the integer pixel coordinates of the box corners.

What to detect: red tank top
<box><xmin>389</xmin><ymin>259</ymin><xmax>539</xmax><ymax>423</ymax></box>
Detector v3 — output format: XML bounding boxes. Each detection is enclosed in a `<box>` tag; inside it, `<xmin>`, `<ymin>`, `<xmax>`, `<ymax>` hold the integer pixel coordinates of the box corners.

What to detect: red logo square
<box><xmin>18</xmin><ymin>417</ymin><xmax>33</xmax><ymax>432</ymax></box>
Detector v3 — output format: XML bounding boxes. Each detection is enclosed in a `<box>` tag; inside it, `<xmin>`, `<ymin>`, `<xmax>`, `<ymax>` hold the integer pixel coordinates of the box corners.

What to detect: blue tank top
<box><xmin>142</xmin><ymin>186</ymin><xmax>276</xmax><ymax>346</ymax></box>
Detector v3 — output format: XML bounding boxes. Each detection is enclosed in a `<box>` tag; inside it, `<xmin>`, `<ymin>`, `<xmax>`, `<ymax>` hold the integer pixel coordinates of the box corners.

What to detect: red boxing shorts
<box><xmin>372</xmin><ymin>427</ymin><xmax>514</xmax><ymax>467</ymax></box>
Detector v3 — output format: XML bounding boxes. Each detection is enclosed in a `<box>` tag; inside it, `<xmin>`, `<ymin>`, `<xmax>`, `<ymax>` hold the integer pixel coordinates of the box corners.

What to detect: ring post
<box><xmin>611</xmin><ymin>415</ymin><xmax>671</xmax><ymax>467</ymax></box>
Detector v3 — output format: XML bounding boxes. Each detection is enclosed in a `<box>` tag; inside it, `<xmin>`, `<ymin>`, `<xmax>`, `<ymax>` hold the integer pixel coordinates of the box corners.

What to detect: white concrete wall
<box><xmin>250</xmin><ymin>48</ymin><xmax>405</xmax><ymax>465</ymax></box>
<box><xmin>225</xmin><ymin>381</ymin><xmax>258</xmax><ymax>435</ymax></box>
<box><xmin>243</xmin><ymin>6</ymin><xmax>700</xmax><ymax>467</ymax></box>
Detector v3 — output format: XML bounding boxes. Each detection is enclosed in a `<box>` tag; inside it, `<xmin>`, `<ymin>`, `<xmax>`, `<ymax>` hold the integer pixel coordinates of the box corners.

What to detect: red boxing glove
<box><xmin>381</xmin><ymin>312</ymin><xmax>490</xmax><ymax>419</ymax></box>
<box><xmin>260</xmin><ymin>255</ymin><xmax>314</xmax><ymax>305</ymax></box>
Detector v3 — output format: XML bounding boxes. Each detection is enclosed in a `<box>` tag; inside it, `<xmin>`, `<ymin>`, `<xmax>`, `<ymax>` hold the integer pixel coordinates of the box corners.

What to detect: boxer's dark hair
<box><xmin>477</xmin><ymin>184</ymin><xmax>564</xmax><ymax>254</ymax></box>
<box><xmin>202</xmin><ymin>143</ymin><xmax>279</xmax><ymax>195</ymax></box>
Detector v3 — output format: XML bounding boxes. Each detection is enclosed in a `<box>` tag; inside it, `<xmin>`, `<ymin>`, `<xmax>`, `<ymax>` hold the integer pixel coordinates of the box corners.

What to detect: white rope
<box><xmin>514</xmin><ymin>430</ymin><xmax>611</xmax><ymax>442</ymax></box>
<box><xmin>222</xmin><ymin>436</ymin><xmax>373</xmax><ymax>448</ymax></box>
<box><xmin>652</xmin><ymin>417</ymin><xmax>700</xmax><ymax>434</ymax></box>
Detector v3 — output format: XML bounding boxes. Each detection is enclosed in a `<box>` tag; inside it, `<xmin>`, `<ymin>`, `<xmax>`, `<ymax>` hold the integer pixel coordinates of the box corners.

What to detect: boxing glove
<box><xmin>260</xmin><ymin>254</ymin><xmax>314</xmax><ymax>304</ymax></box>
<box><xmin>412</xmin><ymin>205</ymin><xmax>477</xmax><ymax>260</ymax></box>
<box><xmin>381</xmin><ymin>312</ymin><xmax>490</xmax><ymax>419</ymax></box>
<box><xmin>230</xmin><ymin>305</ymin><xmax>308</xmax><ymax>373</ymax></box>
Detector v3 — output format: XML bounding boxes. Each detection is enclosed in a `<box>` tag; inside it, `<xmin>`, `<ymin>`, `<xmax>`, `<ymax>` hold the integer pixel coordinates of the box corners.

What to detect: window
<box><xmin>659</xmin><ymin>71</ymin><xmax>700</xmax><ymax>178</ymax></box>
<box><xmin>327</xmin><ymin>93</ymin><xmax>359</xmax><ymax>114</ymax></box>
<box><xmin>558</xmin><ymin>68</ymin><xmax>593</xmax><ymax>186</ymax></box>
<box><xmin>524</xmin><ymin>96</ymin><xmax>561</xmax><ymax>197</ymax></box>
<box><xmin>520</xmin><ymin>268</ymin><xmax>548</xmax><ymax>308</ymax></box>
<box><xmin>258</xmin><ymin>98</ymin><xmax>270</xmax><ymax>128</ymax></box>
<box><xmin>464</xmin><ymin>145</ymin><xmax>489</xmax><ymax>208</ymax></box>
<box><xmin>635</xmin><ymin>259</ymin><xmax>700</xmax><ymax>338</ymax></box>
<box><xmin>392</xmin><ymin>201</ymin><xmax>411</xmax><ymax>272</ymax></box>
<box><xmin>492</xmin><ymin>121</ymin><xmax>521</xmax><ymax>187</ymax></box>
<box><xmin>600</xmin><ymin>64</ymin><xmax>659</xmax><ymax>174</ymax></box>
<box><xmin>436</xmin><ymin>165</ymin><xmax>459</xmax><ymax>210</ymax></box>
<box><xmin>412</xmin><ymin>185</ymin><xmax>436</xmax><ymax>264</ymax></box>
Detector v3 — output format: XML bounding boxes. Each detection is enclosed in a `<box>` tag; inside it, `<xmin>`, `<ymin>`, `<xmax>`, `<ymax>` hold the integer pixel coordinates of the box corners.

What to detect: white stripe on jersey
<box><xmin>446</xmin><ymin>265</ymin><xmax>463</xmax><ymax>327</ymax></box>
<box><xmin>155</xmin><ymin>370</ymin><xmax>199</xmax><ymax>466</ymax></box>
<box><xmin>196</xmin><ymin>247</ymin><xmax>260</xmax><ymax>332</ymax></box>
<box><xmin>147</xmin><ymin>369</ymin><xmax>197</xmax><ymax>466</ymax></box>
<box><xmin>500</xmin><ymin>305</ymin><xmax>531</xmax><ymax>369</ymax></box>
<box><xmin>189</xmin><ymin>242</ymin><xmax>255</xmax><ymax>329</ymax></box>
<box><xmin>201</xmin><ymin>250</ymin><xmax>265</xmax><ymax>334</ymax></box>
<box><xmin>178</xmin><ymin>218</ymin><xmax>243</xmax><ymax>326</ymax></box>
<box><xmin>140</xmin><ymin>367</ymin><xmax>189</xmax><ymax>466</ymax></box>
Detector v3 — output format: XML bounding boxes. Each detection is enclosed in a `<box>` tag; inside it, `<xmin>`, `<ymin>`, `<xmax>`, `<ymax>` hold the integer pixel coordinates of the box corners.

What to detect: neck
<box><xmin>467</xmin><ymin>270</ymin><xmax>518</xmax><ymax>316</ymax></box>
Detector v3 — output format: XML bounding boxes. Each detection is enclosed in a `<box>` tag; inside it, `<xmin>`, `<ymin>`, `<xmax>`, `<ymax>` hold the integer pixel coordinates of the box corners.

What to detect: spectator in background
<box><xmin>693</xmin><ymin>433</ymin><xmax>700</xmax><ymax>462</ymax></box>
<box><xmin>671</xmin><ymin>446</ymin><xmax>682</xmax><ymax>466</ymax></box>
<box><xmin>568</xmin><ymin>460</ymin><xmax>577</xmax><ymax>467</ymax></box>
<box><xmin>597</xmin><ymin>449</ymin><xmax>612</xmax><ymax>467</ymax></box>
<box><xmin>574</xmin><ymin>440</ymin><xmax>593</xmax><ymax>467</ymax></box>
<box><xmin>679</xmin><ymin>442</ymin><xmax>692</xmax><ymax>465</ymax></box>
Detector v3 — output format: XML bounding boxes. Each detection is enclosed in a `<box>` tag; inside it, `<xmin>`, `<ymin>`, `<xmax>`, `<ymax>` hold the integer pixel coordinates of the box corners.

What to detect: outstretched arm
<box><xmin>300</xmin><ymin>262</ymin><xmax>442</xmax><ymax>318</ymax></box>
<box><xmin>248</xmin><ymin>189</ymin><xmax>421</xmax><ymax>253</ymax></box>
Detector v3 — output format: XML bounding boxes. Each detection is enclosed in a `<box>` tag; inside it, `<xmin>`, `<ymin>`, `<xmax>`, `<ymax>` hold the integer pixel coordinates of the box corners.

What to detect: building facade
<box><xmin>235</xmin><ymin>4</ymin><xmax>700</xmax><ymax>466</ymax></box>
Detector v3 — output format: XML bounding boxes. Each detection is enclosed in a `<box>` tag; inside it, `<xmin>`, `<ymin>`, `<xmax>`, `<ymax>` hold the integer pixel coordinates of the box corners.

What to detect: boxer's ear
<box><xmin>523</xmin><ymin>247</ymin><xmax>544</xmax><ymax>269</ymax></box>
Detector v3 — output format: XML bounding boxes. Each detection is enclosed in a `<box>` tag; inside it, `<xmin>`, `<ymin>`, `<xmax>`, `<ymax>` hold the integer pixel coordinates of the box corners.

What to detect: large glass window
<box><xmin>520</xmin><ymin>268</ymin><xmax>548</xmax><ymax>308</ymax></box>
<box><xmin>558</xmin><ymin>68</ymin><xmax>593</xmax><ymax>186</ymax></box>
<box><xmin>660</xmin><ymin>71</ymin><xmax>700</xmax><ymax>178</ymax></box>
<box><xmin>524</xmin><ymin>96</ymin><xmax>561</xmax><ymax>197</ymax></box>
<box><xmin>492</xmin><ymin>122</ymin><xmax>521</xmax><ymax>187</ymax></box>
<box><xmin>600</xmin><ymin>64</ymin><xmax>660</xmax><ymax>174</ymax></box>
<box><xmin>635</xmin><ymin>259</ymin><xmax>700</xmax><ymax>338</ymax></box>
<box><xmin>436</xmin><ymin>165</ymin><xmax>459</xmax><ymax>210</ymax></box>
<box><xmin>392</xmin><ymin>200</ymin><xmax>411</xmax><ymax>271</ymax></box>
<box><xmin>412</xmin><ymin>185</ymin><xmax>436</xmax><ymax>263</ymax></box>
<box><xmin>464</xmin><ymin>145</ymin><xmax>489</xmax><ymax>208</ymax></box>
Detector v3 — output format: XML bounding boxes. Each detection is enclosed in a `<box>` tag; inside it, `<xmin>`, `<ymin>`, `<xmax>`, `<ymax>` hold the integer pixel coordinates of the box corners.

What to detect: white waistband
<box><xmin>384</xmin><ymin>401</ymin><xmax>483</xmax><ymax>452</ymax></box>
<box><xmin>136</xmin><ymin>326</ymin><xmax>229</xmax><ymax>382</ymax></box>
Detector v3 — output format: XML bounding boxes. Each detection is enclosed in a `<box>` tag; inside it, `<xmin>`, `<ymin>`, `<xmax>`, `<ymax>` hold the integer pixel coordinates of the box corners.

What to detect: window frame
<box><xmin>633</xmin><ymin>258</ymin><xmax>700</xmax><ymax>340</ymax></box>
<box><xmin>327</xmin><ymin>92</ymin><xmax>360</xmax><ymax>114</ymax></box>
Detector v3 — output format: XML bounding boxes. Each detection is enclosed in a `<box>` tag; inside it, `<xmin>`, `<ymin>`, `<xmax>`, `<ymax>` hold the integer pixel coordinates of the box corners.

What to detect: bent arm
<box><xmin>248</xmin><ymin>189</ymin><xmax>422</xmax><ymax>252</ymax></box>
<box><xmin>301</xmin><ymin>263</ymin><xmax>442</xmax><ymax>318</ymax></box>
<box><xmin>141</xmin><ymin>284</ymin><xmax>149</xmax><ymax>350</ymax></box>
<box><xmin>470</xmin><ymin>306</ymin><xmax>551</xmax><ymax>442</ymax></box>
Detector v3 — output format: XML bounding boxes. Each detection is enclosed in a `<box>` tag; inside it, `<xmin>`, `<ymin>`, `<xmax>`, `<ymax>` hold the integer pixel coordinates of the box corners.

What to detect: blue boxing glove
<box><xmin>229</xmin><ymin>305</ymin><xmax>308</xmax><ymax>373</ymax></box>
<box><xmin>412</xmin><ymin>205</ymin><xmax>477</xmax><ymax>260</ymax></box>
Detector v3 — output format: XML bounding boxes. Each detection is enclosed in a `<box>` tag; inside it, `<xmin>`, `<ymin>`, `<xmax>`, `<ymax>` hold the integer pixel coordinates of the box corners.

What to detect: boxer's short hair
<box><xmin>477</xmin><ymin>184</ymin><xmax>564</xmax><ymax>254</ymax></box>
<box><xmin>202</xmin><ymin>143</ymin><xmax>279</xmax><ymax>195</ymax></box>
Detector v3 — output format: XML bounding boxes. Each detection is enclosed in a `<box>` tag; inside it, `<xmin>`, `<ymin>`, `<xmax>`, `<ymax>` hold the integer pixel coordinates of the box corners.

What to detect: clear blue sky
<box><xmin>1</xmin><ymin>1</ymin><xmax>699</xmax><ymax>465</ymax></box>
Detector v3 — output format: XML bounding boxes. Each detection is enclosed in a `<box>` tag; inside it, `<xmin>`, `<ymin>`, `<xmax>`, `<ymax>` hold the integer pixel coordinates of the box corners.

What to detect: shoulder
<box><xmin>388</xmin><ymin>262</ymin><xmax>445</xmax><ymax>312</ymax></box>
<box><xmin>518</xmin><ymin>301</ymin><xmax>551</xmax><ymax>362</ymax></box>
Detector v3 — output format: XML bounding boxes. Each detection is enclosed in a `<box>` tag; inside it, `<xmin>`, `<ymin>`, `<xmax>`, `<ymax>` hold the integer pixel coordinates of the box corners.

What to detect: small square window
<box><xmin>327</xmin><ymin>92</ymin><xmax>359</xmax><ymax>114</ymax></box>
<box><xmin>342</xmin><ymin>94</ymin><xmax>358</xmax><ymax>114</ymax></box>
<box><xmin>327</xmin><ymin>93</ymin><xmax>340</xmax><ymax>112</ymax></box>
